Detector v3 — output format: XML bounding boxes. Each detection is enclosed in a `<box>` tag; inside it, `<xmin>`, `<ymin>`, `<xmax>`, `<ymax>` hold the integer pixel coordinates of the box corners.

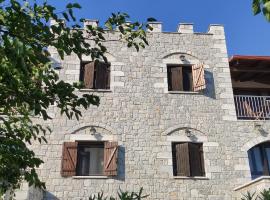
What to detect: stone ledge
<box><xmin>173</xmin><ymin>176</ymin><xmax>209</xmax><ymax>180</ymax></box>
<box><xmin>168</xmin><ymin>91</ymin><xmax>200</xmax><ymax>95</ymax></box>
<box><xmin>73</xmin><ymin>176</ymin><xmax>108</xmax><ymax>179</ymax></box>
<box><xmin>79</xmin><ymin>89</ymin><xmax>112</xmax><ymax>93</ymax></box>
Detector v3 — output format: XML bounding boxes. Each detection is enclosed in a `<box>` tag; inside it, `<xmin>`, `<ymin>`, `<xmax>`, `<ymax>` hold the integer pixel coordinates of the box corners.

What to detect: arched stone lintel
<box><xmin>161</xmin><ymin>51</ymin><xmax>209</xmax><ymax>68</ymax></box>
<box><xmin>69</xmin><ymin>123</ymin><xmax>117</xmax><ymax>135</ymax></box>
<box><xmin>164</xmin><ymin>125</ymin><xmax>209</xmax><ymax>143</ymax></box>
<box><xmin>162</xmin><ymin>51</ymin><xmax>201</xmax><ymax>61</ymax></box>
<box><xmin>241</xmin><ymin>136</ymin><xmax>270</xmax><ymax>152</ymax></box>
<box><xmin>163</xmin><ymin>125</ymin><xmax>206</xmax><ymax>136</ymax></box>
<box><xmin>68</xmin><ymin>123</ymin><xmax>118</xmax><ymax>142</ymax></box>
<box><xmin>81</xmin><ymin>52</ymin><xmax>116</xmax><ymax>62</ymax></box>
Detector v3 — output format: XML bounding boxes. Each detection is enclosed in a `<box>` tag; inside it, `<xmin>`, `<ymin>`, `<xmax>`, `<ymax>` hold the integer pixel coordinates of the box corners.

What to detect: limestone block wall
<box><xmin>23</xmin><ymin>22</ymin><xmax>270</xmax><ymax>200</ymax></box>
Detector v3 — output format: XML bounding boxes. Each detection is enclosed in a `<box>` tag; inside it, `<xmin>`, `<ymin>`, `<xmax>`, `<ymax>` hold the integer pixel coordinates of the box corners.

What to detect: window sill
<box><xmin>168</xmin><ymin>91</ymin><xmax>200</xmax><ymax>94</ymax></box>
<box><xmin>173</xmin><ymin>176</ymin><xmax>209</xmax><ymax>180</ymax></box>
<box><xmin>72</xmin><ymin>176</ymin><xmax>108</xmax><ymax>179</ymax></box>
<box><xmin>79</xmin><ymin>89</ymin><xmax>112</xmax><ymax>93</ymax></box>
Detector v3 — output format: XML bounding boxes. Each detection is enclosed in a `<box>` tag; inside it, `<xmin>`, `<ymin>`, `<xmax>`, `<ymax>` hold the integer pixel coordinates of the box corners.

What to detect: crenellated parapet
<box><xmin>50</xmin><ymin>18</ymin><xmax>225</xmax><ymax>36</ymax></box>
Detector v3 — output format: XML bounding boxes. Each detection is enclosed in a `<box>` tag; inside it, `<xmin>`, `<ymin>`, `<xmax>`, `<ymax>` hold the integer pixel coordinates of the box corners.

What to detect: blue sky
<box><xmin>49</xmin><ymin>0</ymin><xmax>270</xmax><ymax>57</ymax></box>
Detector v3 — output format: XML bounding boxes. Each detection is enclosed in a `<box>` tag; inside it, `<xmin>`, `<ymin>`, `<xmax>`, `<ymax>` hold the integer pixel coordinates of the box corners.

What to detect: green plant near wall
<box><xmin>241</xmin><ymin>189</ymin><xmax>270</xmax><ymax>200</ymax></box>
<box><xmin>253</xmin><ymin>0</ymin><xmax>270</xmax><ymax>21</ymax></box>
<box><xmin>241</xmin><ymin>191</ymin><xmax>256</xmax><ymax>200</ymax></box>
<box><xmin>88</xmin><ymin>188</ymin><xmax>149</xmax><ymax>200</ymax></box>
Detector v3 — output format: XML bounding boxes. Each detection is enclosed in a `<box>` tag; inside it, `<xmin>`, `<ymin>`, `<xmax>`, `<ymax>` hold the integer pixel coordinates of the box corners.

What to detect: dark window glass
<box><xmin>248</xmin><ymin>142</ymin><xmax>270</xmax><ymax>179</ymax></box>
<box><xmin>76</xmin><ymin>142</ymin><xmax>104</xmax><ymax>176</ymax></box>
<box><xmin>167</xmin><ymin>65</ymin><xmax>193</xmax><ymax>92</ymax></box>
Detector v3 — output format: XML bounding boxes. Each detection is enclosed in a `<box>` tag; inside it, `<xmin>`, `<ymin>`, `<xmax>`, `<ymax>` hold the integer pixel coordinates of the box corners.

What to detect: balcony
<box><xmin>234</xmin><ymin>95</ymin><xmax>270</xmax><ymax>120</ymax></box>
<box><xmin>230</xmin><ymin>56</ymin><xmax>270</xmax><ymax>120</ymax></box>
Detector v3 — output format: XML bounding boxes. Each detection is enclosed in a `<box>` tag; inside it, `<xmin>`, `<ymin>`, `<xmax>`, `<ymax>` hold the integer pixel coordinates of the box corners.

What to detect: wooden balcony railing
<box><xmin>234</xmin><ymin>95</ymin><xmax>270</xmax><ymax>120</ymax></box>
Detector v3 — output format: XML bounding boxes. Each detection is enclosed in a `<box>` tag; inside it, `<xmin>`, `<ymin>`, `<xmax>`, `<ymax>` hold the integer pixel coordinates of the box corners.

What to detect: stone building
<box><xmin>14</xmin><ymin>20</ymin><xmax>270</xmax><ymax>199</ymax></box>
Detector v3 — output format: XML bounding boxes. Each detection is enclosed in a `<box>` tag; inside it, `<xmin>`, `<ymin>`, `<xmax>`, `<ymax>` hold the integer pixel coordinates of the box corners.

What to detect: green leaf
<box><xmin>147</xmin><ymin>17</ymin><xmax>157</xmax><ymax>22</ymax></box>
<box><xmin>73</xmin><ymin>3</ymin><xmax>82</xmax><ymax>9</ymax></box>
<box><xmin>68</xmin><ymin>8</ymin><xmax>76</xmax><ymax>21</ymax></box>
<box><xmin>105</xmin><ymin>21</ymin><xmax>113</xmax><ymax>30</ymax></box>
<box><xmin>253</xmin><ymin>0</ymin><xmax>261</xmax><ymax>15</ymax></box>
<box><xmin>66</xmin><ymin>3</ymin><xmax>73</xmax><ymax>9</ymax></box>
<box><xmin>264</xmin><ymin>1</ymin><xmax>270</xmax><ymax>12</ymax></box>
<box><xmin>263</xmin><ymin>9</ymin><xmax>270</xmax><ymax>21</ymax></box>
<box><xmin>62</xmin><ymin>12</ymin><xmax>69</xmax><ymax>21</ymax></box>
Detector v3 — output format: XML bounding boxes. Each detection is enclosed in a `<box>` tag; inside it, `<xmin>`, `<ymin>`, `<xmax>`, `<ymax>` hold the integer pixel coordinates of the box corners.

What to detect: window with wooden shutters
<box><xmin>61</xmin><ymin>142</ymin><xmax>78</xmax><ymax>177</ymax></box>
<box><xmin>104</xmin><ymin>141</ymin><xmax>118</xmax><ymax>176</ymax></box>
<box><xmin>172</xmin><ymin>142</ymin><xmax>205</xmax><ymax>177</ymax></box>
<box><xmin>192</xmin><ymin>63</ymin><xmax>206</xmax><ymax>92</ymax></box>
<box><xmin>80</xmin><ymin>61</ymin><xmax>110</xmax><ymax>89</ymax></box>
<box><xmin>167</xmin><ymin>65</ymin><xmax>193</xmax><ymax>91</ymax></box>
<box><xmin>61</xmin><ymin>141</ymin><xmax>119</xmax><ymax>177</ymax></box>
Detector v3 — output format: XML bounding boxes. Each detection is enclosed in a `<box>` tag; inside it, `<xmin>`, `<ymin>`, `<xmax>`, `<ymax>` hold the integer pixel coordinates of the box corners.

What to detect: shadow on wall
<box><xmin>43</xmin><ymin>191</ymin><xmax>60</xmax><ymax>200</ymax></box>
<box><xmin>114</xmin><ymin>145</ymin><xmax>125</xmax><ymax>181</ymax></box>
<box><xmin>204</xmin><ymin>70</ymin><xmax>216</xmax><ymax>99</ymax></box>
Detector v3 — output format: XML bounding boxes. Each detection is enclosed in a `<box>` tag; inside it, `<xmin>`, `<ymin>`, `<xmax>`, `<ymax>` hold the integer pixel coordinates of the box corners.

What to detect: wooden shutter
<box><xmin>96</xmin><ymin>62</ymin><xmax>110</xmax><ymax>89</ymax></box>
<box><xmin>192</xmin><ymin>63</ymin><xmax>206</xmax><ymax>92</ymax></box>
<box><xmin>175</xmin><ymin>143</ymin><xmax>190</xmax><ymax>176</ymax></box>
<box><xmin>170</xmin><ymin>66</ymin><xmax>183</xmax><ymax>91</ymax></box>
<box><xmin>189</xmin><ymin>143</ymin><xmax>204</xmax><ymax>176</ymax></box>
<box><xmin>61</xmin><ymin>142</ymin><xmax>78</xmax><ymax>177</ymax></box>
<box><xmin>104</xmin><ymin>141</ymin><xmax>118</xmax><ymax>176</ymax></box>
<box><xmin>84</xmin><ymin>62</ymin><xmax>95</xmax><ymax>89</ymax></box>
<box><xmin>200</xmin><ymin>145</ymin><xmax>205</xmax><ymax>176</ymax></box>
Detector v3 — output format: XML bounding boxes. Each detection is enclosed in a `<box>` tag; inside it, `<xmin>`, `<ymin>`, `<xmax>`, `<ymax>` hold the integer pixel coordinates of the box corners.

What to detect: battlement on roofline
<box><xmin>50</xmin><ymin>19</ymin><xmax>225</xmax><ymax>35</ymax></box>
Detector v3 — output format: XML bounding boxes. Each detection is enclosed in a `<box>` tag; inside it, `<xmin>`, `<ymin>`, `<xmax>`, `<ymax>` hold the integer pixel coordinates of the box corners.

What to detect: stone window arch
<box><xmin>161</xmin><ymin>125</ymin><xmax>217</xmax><ymax>179</ymax></box>
<box><xmin>80</xmin><ymin>52</ymin><xmax>124</xmax><ymax>91</ymax></box>
<box><xmin>155</xmin><ymin>52</ymin><xmax>211</xmax><ymax>94</ymax></box>
<box><xmin>60</xmin><ymin>125</ymin><xmax>119</xmax><ymax>178</ymax></box>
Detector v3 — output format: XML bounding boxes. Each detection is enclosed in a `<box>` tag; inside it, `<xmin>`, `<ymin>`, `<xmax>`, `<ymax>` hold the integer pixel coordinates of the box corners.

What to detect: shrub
<box><xmin>88</xmin><ymin>188</ymin><xmax>148</xmax><ymax>200</ymax></box>
<box><xmin>242</xmin><ymin>189</ymin><xmax>270</xmax><ymax>200</ymax></box>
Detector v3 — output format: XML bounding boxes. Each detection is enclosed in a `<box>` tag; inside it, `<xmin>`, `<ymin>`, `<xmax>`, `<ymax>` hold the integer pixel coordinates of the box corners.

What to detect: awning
<box><xmin>229</xmin><ymin>55</ymin><xmax>270</xmax><ymax>85</ymax></box>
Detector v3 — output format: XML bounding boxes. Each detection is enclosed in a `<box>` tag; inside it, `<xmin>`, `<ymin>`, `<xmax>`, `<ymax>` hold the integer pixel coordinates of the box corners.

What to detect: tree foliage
<box><xmin>0</xmin><ymin>0</ymin><xmax>154</xmax><ymax>196</ymax></box>
<box><xmin>252</xmin><ymin>0</ymin><xmax>270</xmax><ymax>21</ymax></box>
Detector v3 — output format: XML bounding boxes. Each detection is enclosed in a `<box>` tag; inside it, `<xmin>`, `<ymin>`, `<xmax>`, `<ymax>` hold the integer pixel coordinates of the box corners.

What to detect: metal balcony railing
<box><xmin>234</xmin><ymin>95</ymin><xmax>270</xmax><ymax>120</ymax></box>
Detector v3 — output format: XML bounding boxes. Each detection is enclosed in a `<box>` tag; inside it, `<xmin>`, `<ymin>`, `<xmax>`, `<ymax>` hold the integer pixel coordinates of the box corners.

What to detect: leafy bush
<box><xmin>88</xmin><ymin>188</ymin><xmax>148</xmax><ymax>200</ymax></box>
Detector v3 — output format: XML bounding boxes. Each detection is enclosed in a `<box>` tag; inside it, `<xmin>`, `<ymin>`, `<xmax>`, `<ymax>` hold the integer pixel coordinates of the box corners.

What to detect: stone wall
<box><xmin>24</xmin><ymin>22</ymin><xmax>270</xmax><ymax>200</ymax></box>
